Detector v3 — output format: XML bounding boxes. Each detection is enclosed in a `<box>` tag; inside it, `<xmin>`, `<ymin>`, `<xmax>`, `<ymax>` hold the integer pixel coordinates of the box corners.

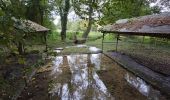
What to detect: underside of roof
<box><xmin>101</xmin><ymin>13</ymin><xmax>170</xmax><ymax>38</ymax></box>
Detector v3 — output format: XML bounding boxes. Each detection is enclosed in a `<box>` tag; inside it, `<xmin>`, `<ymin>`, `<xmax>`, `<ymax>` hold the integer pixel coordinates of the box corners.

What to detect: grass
<box><xmin>85</xmin><ymin>33</ymin><xmax>170</xmax><ymax>74</ymax></box>
<box><xmin>1</xmin><ymin>30</ymin><xmax>169</xmax><ymax>64</ymax></box>
<box><xmin>62</xmin><ymin>46</ymin><xmax>90</xmax><ymax>54</ymax></box>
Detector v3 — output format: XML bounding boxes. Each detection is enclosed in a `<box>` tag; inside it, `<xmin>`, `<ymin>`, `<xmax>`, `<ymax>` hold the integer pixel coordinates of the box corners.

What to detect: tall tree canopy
<box><xmin>99</xmin><ymin>0</ymin><xmax>155</xmax><ymax>25</ymax></box>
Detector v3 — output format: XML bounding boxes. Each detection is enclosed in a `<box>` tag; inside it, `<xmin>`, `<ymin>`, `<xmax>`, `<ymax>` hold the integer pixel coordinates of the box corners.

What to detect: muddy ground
<box><xmin>17</xmin><ymin>71</ymin><xmax>52</xmax><ymax>100</ymax></box>
<box><xmin>17</xmin><ymin>54</ymin><xmax>169</xmax><ymax>100</ymax></box>
<box><xmin>0</xmin><ymin>53</ymin><xmax>44</xmax><ymax>99</ymax></box>
<box><xmin>97</xmin><ymin>69</ymin><xmax>168</xmax><ymax>100</ymax></box>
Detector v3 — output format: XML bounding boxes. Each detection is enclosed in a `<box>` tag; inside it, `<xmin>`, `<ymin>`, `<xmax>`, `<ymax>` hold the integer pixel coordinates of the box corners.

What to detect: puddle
<box><xmin>54</xmin><ymin>50</ymin><xmax>61</xmax><ymax>53</ymax></box>
<box><xmin>65</xmin><ymin>45</ymin><xmax>87</xmax><ymax>48</ymax></box>
<box><xmin>54</xmin><ymin>48</ymin><xmax>63</xmax><ymax>53</ymax></box>
<box><xmin>47</xmin><ymin>54</ymin><xmax>168</xmax><ymax>100</ymax></box>
<box><xmin>49</xmin><ymin>54</ymin><xmax>113</xmax><ymax>99</ymax></box>
<box><xmin>89</xmin><ymin>47</ymin><xmax>102</xmax><ymax>53</ymax></box>
<box><xmin>54</xmin><ymin>45</ymin><xmax>102</xmax><ymax>54</ymax></box>
<box><xmin>124</xmin><ymin>73</ymin><xmax>163</xmax><ymax>100</ymax></box>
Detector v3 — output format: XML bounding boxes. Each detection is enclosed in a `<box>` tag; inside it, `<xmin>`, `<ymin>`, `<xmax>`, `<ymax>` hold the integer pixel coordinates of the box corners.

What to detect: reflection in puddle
<box><xmin>54</xmin><ymin>48</ymin><xmax>63</xmax><ymax>53</ymax></box>
<box><xmin>90</xmin><ymin>54</ymin><xmax>101</xmax><ymax>70</ymax></box>
<box><xmin>48</xmin><ymin>54</ymin><xmax>167</xmax><ymax>100</ymax></box>
<box><xmin>75</xmin><ymin>45</ymin><xmax>87</xmax><ymax>48</ymax></box>
<box><xmin>51</xmin><ymin>56</ymin><xmax>63</xmax><ymax>75</ymax></box>
<box><xmin>49</xmin><ymin>54</ymin><xmax>114</xmax><ymax>100</ymax></box>
<box><xmin>65</xmin><ymin>45</ymin><xmax>87</xmax><ymax>48</ymax></box>
<box><xmin>125</xmin><ymin>73</ymin><xmax>163</xmax><ymax>100</ymax></box>
<box><xmin>89</xmin><ymin>47</ymin><xmax>102</xmax><ymax>53</ymax></box>
<box><xmin>125</xmin><ymin>73</ymin><xmax>150</xmax><ymax>96</ymax></box>
<box><xmin>54</xmin><ymin>50</ymin><xmax>61</xmax><ymax>53</ymax></box>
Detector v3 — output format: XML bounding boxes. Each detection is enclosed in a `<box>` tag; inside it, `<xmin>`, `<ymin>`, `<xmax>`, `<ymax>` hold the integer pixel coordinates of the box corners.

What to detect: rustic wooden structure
<box><xmin>13</xmin><ymin>19</ymin><xmax>50</xmax><ymax>54</ymax></box>
<box><xmin>100</xmin><ymin>13</ymin><xmax>170</xmax><ymax>96</ymax></box>
<box><xmin>100</xmin><ymin>13</ymin><xmax>170</xmax><ymax>51</ymax></box>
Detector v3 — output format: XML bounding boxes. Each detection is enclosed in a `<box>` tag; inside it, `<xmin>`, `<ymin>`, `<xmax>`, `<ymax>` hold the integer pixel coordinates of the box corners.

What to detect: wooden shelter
<box><xmin>13</xmin><ymin>18</ymin><xmax>50</xmax><ymax>54</ymax></box>
<box><xmin>100</xmin><ymin>13</ymin><xmax>170</xmax><ymax>51</ymax></box>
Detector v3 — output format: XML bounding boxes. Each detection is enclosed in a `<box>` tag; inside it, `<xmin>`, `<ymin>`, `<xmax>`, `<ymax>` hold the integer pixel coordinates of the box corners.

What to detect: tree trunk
<box><xmin>60</xmin><ymin>0</ymin><xmax>70</xmax><ymax>41</ymax></box>
<box><xmin>26</xmin><ymin>0</ymin><xmax>43</xmax><ymax>25</ymax></box>
<box><xmin>82</xmin><ymin>3</ymin><xmax>93</xmax><ymax>39</ymax></box>
<box><xmin>60</xmin><ymin>16</ymin><xmax>67</xmax><ymax>41</ymax></box>
<box><xmin>82</xmin><ymin>18</ymin><xmax>93</xmax><ymax>39</ymax></box>
<box><xmin>18</xmin><ymin>42</ymin><xmax>24</xmax><ymax>55</ymax></box>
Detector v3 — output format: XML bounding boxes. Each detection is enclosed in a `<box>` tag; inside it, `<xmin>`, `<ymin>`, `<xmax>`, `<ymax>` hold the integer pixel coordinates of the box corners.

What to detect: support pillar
<box><xmin>116</xmin><ymin>34</ymin><xmax>119</xmax><ymax>52</ymax></box>
<box><xmin>102</xmin><ymin>33</ymin><xmax>105</xmax><ymax>52</ymax></box>
<box><xmin>44</xmin><ymin>32</ymin><xmax>48</xmax><ymax>52</ymax></box>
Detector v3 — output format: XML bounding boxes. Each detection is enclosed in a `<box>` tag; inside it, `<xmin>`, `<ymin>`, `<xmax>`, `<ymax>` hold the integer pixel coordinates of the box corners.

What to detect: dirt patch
<box><xmin>0</xmin><ymin>53</ymin><xmax>44</xmax><ymax>99</ymax></box>
<box><xmin>17</xmin><ymin>56</ymin><xmax>73</xmax><ymax>100</ymax></box>
<box><xmin>17</xmin><ymin>71</ymin><xmax>53</xmax><ymax>100</ymax></box>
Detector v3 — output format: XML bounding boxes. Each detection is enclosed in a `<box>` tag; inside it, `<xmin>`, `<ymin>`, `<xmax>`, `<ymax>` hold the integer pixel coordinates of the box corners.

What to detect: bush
<box><xmin>66</xmin><ymin>31</ymin><xmax>83</xmax><ymax>40</ymax></box>
<box><xmin>47</xmin><ymin>31</ymin><xmax>60</xmax><ymax>44</ymax></box>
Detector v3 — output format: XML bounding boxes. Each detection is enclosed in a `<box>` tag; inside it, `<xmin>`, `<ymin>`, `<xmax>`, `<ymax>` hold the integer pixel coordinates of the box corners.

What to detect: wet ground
<box><xmin>17</xmin><ymin>51</ymin><xmax>169</xmax><ymax>100</ymax></box>
<box><xmin>54</xmin><ymin>45</ymin><xmax>102</xmax><ymax>55</ymax></box>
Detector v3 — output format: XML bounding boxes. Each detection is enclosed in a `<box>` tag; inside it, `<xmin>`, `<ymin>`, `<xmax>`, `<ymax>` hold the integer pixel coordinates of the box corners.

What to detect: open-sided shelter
<box><xmin>13</xmin><ymin>18</ymin><xmax>50</xmax><ymax>54</ymax></box>
<box><xmin>100</xmin><ymin>13</ymin><xmax>170</xmax><ymax>51</ymax></box>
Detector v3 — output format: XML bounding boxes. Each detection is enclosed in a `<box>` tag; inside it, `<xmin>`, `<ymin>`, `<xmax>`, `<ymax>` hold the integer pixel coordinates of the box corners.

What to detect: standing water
<box><xmin>47</xmin><ymin>54</ymin><xmax>167</xmax><ymax>100</ymax></box>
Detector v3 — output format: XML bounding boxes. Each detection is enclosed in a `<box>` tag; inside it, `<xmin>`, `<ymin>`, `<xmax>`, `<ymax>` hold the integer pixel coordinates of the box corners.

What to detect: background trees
<box><xmin>99</xmin><ymin>0</ymin><xmax>155</xmax><ymax>25</ymax></box>
<box><xmin>0</xmin><ymin>0</ymin><xmax>167</xmax><ymax>48</ymax></box>
<box><xmin>0</xmin><ymin>0</ymin><xmax>54</xmax><ymax>54</ymax></box>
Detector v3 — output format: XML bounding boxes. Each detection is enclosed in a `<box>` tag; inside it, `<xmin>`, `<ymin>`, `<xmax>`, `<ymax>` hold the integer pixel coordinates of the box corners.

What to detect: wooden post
<box><xmin>102</xmin><ymin>33</ymin><xmax>105</xmax><ymax>52</ymax></box>
<box><xmin>143</xmin><ymin>35</ymin><xmax>145</xmax><ymax>43</ymax></box>
<box><xmin>44</xmin><ymin>32</ymin><xmax>48</xmax><ymax>52</ymax></box>
<box><xmin>141</xmin><ymin>35</ymin><xmax>145</xmax><ymax>46</ymax></box>
<box><xmin>116</xmin><ymin>33</ymin><xmax>119</xmax><ymax>52</ymax></box>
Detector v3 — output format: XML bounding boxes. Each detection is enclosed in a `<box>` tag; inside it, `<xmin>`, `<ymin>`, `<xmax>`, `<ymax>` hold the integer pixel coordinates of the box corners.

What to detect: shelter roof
<box><xmin>13</xmin><ymin>18</ymin><xmax>50</xmax><ymax>33</ymax></box>
<box><xmin>101</xmin><ymin>13</ymin><xmax>170</xmax><ymax>38</ymax></box>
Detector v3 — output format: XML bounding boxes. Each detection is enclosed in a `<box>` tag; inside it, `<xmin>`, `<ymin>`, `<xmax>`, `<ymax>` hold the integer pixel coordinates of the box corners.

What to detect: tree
<box><xmin>26</xmin><ymin>0</ymin><xmax>44</xmax><ymax>24</ymax></box>
<box><xmin>72</xmin><ymin>0</ymin><xmax>103</xmax><ymax>39</ymax></box>
<box><xmin>99</xmin><ymin>0</ymin><xmax>155</xmax><ymax>25</ymax></box>
<box><xmin>0</xmin><ymin>0</ymin><xmax>53</xmax><ymax>54</ymax></box>
<box><xmin>0</xmin><ymin>0</ymin><xmax>27</xmax><ymax>54</ymax></box>
<box><xmin>54</xmin><ymin>0</ymin><xmax>71</xmax><ymax>41</ymax></box>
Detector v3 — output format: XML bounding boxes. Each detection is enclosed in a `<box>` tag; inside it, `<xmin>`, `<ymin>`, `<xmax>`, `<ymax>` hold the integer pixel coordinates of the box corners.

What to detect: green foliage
<box><xmin>99</xmin><ymin>0</ymin><xmax>157</xmax><ymax>25</ymax></box>
<box><xmin>18</xmin><ymin>57</ymin><xmax>26</xmax><ymax>65</ymax></box>
<box><xmin>72</xmin><ymin>0</ymin><xmax>102</xmax><ymax>19</ymax></box>
<box><xmin>0</xmin><ymin>76</ymin><xmax>10</xmax><ymax>90</ymax></box>
<box><xmin>0</xmin><ymin>0</ymin><xmax>57</xmax><ymax>55</ymax></box>
<box><xmin>48</xmin><ymin>31</ymin><xmax>60</xmax><ymax>41</ymax></box>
